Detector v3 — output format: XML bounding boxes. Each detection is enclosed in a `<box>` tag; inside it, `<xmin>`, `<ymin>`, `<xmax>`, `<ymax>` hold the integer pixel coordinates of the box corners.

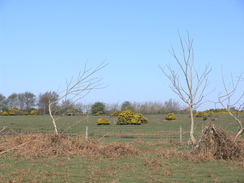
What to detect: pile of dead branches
<box><xmin>192</xmin><ymin>124</ymin><xmax>244</xmax><ymax>160</ymax></box>
<box><xmin>0</xmin><ymin>133</ymin><xmax>140</xmax><ymax>159</ymax></box>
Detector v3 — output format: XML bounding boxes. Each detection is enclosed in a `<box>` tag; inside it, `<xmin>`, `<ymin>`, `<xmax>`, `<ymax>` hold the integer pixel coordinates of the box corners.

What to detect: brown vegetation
<box><xmin>0</xmin><ymin>133</ymin><xmax>140</xmax><ymax>159</ymax></box>
<box><xmin>192</xmin><ymin>124</ymin><xmax>244</xmax><ymax>160</ymax></box>
<box><xmin>0</xmin><ymin>124</ymin><xmax>243</xmax><ymax>163</ymax></box>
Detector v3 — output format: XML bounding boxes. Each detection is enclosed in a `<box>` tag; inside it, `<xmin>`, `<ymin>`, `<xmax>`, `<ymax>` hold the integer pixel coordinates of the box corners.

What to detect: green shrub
<box><xmin>203</xmin><ymin>116</ymin><xmax>208</xmax><ymax>121</ymax></box>
<box><xmin>117</xmin><ymin>110</ymin><xmax>148</xmax><ymax>125</ymax></box>
<box><xmin>91</xmin><ymin>102</ymin><xmax>106</xmax><ymax>115</ymax></box>
<box><xmin>97</xmin><ymin>118</ymin><xmax>111</xmax><ymax>125</ymax></box>
<box><xmin>165</xmin><ymin>113</ymin><xmax>176</xmax><ymax>120</ymax></box>
<box><xmin>121</xmin><ymin>101</ymin><xmax>134</xmax><ymax>111</ymax></box>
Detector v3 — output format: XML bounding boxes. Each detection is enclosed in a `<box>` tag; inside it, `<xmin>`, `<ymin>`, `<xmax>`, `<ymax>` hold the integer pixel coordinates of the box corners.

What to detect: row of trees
<box><xmin>100</xmin><ymin>99</ymin><xmax>182</xmax><ymax>114</ymax></box>
<box><xmin>0</xmin><ymin>92</ymin><xmax>182</xmax><ymax>115</ymax></box>
<box><xmin>0</xmin><ymin>92</ymin><xmax>59</xmax><ymax>114</ymax></box>
<box><xmin>0</xmin><ymin>92</ymin><xmax>35</xmax><ymax>112</ymax></box>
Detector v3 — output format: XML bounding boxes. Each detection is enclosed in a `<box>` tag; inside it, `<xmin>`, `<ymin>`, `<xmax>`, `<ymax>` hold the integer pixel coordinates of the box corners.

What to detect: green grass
<box><xmin>0</xmin><ymin>113</ymin><xmax>242</xmax><ymax>141</ymax></box>
<box><xmin>0</xmin><ymin>113</ymin><xmax>243</xmax><ymax>182</ymax></box>
<box><xmin>0</xmin><ymin>148</ymin><xmax>243</xmax><ymax>183</ymax></box>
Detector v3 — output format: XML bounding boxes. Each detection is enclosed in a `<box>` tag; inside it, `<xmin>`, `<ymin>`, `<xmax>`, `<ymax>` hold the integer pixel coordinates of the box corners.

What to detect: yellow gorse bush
<box><xmin>95</xmin><ymin>111</ymin><xmax>104</xmax><ymax>115</ymax></box>
<box><xmin>30</xmin><ymin>109</ymin><xmax>40</xmax><ymax>115</ymax></box>
<box><xmin>165</xmin><ymin>113</ymin><xmax>176</xmax><ymax>120</ymax></box>
<box><xmin>1</xmin><ymin>112</ymin><xmax>8</xmax><ymax>116</ymax></box>
<box><xmin>117</xmin><ymin>110</ymin><xmax>148</xmax><ymax>125</ymax></box>
<box><xmin>195</xmin><ymin>112</ymin><xmax>208</xmax><ymax>118</ymax></box>
<box><xmin>97</xmin><ymin>118</ymin><xmax>111</xmax><ymax>125</ymax></box>
<box><xmin>110</xmin><ymin>111</ymin><xmax>121</xmax><ymax>116</ymax></box>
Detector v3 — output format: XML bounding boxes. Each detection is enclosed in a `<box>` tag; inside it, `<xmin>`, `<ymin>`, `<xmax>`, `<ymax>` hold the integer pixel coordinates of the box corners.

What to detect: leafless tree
<box><xmin>218</xmin><ymin>74</ymin><xmax>244</xmax><ymax>141</ymax></box>
<box><xmin>48</xmin><ymin>63</ymin><xmax>107</xmax><ymax>135</ymax></box>
<box><xmin>22</xmin><ymin>92</ymin><xmax>36</xmax><ymax>111</ymax></box>
<box><xmin>7</xmin><ymin>93</ymin><xmax>18</xmax><ymax>108</ymax></box>
<box><xmin>0</xmin><ymin>94</ymin><xmax>7</xmax><ymax>112</ymax></box>
<box><xmin>126</xmin><ymin>100</ymin><xmax>181</xmax><ymax>114</ymax></box>
<box><xmin>162</xmin><ymin>99</ymin><xmax>182</xmax><ymax>113</ymax></box>
<box><xmin>38</xmin><ymin>92</ymin><xmax>59</xmax><ymax>114</ymax></box>
<box><xmin>161</xmin><ymin>33</ymin><xmax>211</xmax><ymax>144</ymax></box>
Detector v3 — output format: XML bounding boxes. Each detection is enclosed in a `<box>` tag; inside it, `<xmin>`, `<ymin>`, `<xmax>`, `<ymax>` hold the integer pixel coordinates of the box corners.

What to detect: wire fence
<box><xmin>0</xmin><ymin>125</ymin><xmax>191</xmax><ymax>143</ymax></box>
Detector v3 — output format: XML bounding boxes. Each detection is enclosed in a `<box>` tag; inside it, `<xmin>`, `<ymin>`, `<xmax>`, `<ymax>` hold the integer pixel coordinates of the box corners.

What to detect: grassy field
<box><xmin>0</xmin><ymin>114</ymin><xmax>243</xmax><ymax>183</ymax></box>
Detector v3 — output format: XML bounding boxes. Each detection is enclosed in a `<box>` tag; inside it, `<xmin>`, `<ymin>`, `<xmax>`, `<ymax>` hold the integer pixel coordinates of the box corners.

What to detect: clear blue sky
<box><xmin>0</xmin><ymin>0</ymin><xmax>244</xmax><ymax>108</ymax></box>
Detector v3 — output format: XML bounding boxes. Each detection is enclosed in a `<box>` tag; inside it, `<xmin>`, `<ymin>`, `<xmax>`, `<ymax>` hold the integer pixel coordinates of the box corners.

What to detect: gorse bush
<box><xmin>110</xmin><ymin>111</ymin><xmax>121</xmax><ymax>116</ymax></box>
<box><xmin>97</xmin><ymin>118</ymin><xmax>111</xmax><ymax>125</ymax></box>
<box><xmin>8</xmin><ymin>111</ymin><xmax>15</xmax><ymax>116</ymax></box>
<box><xmin>95</xmin><ymin>111</ymin><xmax>104</xmax><ymax>115</ymax></box>
<box><xmin>117</xmin><ymin>110</ymin><xmax>148</xmax><ymax>125</ymax></box>
<box><xmin>195</xmin><ymin>112</ymin><xmax>208</xmax><ymax>118</ymax></box>
<box><xmin>30</xmin><ymin>109</ymin><xmax>40</xmax><ymax>115</ymax></box>
<box><xmin>1</xmin><ymin>111</ymin><xmax>8</xmax><ymax>116</ymax></box>
<box><xmin>0</xmin><ymin>108</ymin><xmax>41</xmax><ymax>116</ymax></box>
<box><xmin>165</xmin><ymin>113</ymin><xmax>176</xmax><ymax>120</ymax></box>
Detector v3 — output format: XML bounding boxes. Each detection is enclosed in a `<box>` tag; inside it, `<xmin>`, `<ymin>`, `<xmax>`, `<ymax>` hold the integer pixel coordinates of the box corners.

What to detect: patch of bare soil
<box><xmin>0</xmin><ymin>133</ymin><xmax>140</xmax><ymax>159</ymax></box>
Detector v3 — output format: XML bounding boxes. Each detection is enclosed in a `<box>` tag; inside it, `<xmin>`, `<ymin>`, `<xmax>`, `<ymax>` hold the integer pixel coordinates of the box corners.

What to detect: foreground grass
<box><xmin>0</xmin><ymin>141</ymin><xmax>243</xmax><ymax>183</ymax></box>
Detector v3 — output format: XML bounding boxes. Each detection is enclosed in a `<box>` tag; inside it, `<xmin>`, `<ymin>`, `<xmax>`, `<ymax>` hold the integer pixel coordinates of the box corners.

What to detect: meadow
<box><xmin>0</xmin><ymin>114</ymin><xmax>243</xmax><ymax>183</ymax></box>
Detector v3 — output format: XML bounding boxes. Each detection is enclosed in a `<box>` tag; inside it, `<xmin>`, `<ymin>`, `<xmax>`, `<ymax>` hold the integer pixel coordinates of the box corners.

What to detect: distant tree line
<box><xmin>92</xmin><ymin>99</ymin><xmax>182</xmax><ymax>115</ymax></box>
<box><xmin>0</xmin><ymin>92</ymin><xmax>182</xmax><ymax>115</ymax></box>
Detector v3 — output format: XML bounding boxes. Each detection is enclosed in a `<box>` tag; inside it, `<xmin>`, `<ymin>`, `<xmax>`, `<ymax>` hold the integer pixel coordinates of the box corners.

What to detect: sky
<box><xmin>0</xmin><ymin>0</ymin><xmax>244</xmax><ymax>108</ymax></box>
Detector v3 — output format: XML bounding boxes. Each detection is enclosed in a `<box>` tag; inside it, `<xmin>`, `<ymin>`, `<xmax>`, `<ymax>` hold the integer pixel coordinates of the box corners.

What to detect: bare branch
<box><xmin>161</xmin><ymin>33</ymin><xmax>211</xmax><ymax>144</ymax></box>
<box><xmin>218</xmin><ymin>73</ymin><xmax>244</xmax><ymax>141</ymax></box>
<box><xmin>48</xmin><ymin>63</ymin><xmax>107</xmax><ymax>134</ymax></box>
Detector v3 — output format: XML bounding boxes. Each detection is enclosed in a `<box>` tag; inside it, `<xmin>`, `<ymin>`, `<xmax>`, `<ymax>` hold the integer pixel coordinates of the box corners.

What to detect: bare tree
<box><xmin>23</xmin><ymin>92</ymin><xmax>36</xmax><ymax>111</ymax></box>
<box><xmin>17</xmin><ymin>93</ymin><xmax>25</xmax><ymax>110</ymax></box>
<box><xmin>218</xmin><ymin>74</ymin><xmax>244</xmax><ymax>141</ymax></box>
<box><xmin>7</xmin><ymin>93</ymin><xmax>19</xmax><ymax>108</ymax></box>
<box><xmin>121</xmin><ymin>101</ymin><xmax>134</xmax><ymax>111</ymax></box>
<box><xmin>38</xmin><ymin>92</ymin><xmax>59</xmax><ymax>114</ymax></box>
<box><xmin>0</xmin><ymin>94</ymin><xmax>7</xmax><ymax>112</ymax></box>
<box><xmin>161</xmin><ymin>33</ymin><xmax>211</xmax><ymax>144</ymax></box>
<box><xmin>162</xmin><ymin>99</ymin><xmax>181</xmax><ymax>113</ymax></box>
<box><xmin>48</xmin><ymin>63</ymin><xmax>107</xmax><ymax>135</ymax></box>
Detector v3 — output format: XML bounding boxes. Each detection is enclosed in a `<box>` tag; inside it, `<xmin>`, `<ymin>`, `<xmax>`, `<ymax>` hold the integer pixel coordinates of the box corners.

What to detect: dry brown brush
<box><xmin>0</xmin><ymin>133</ymin><xmax>140</xmax><ymax>159</ymax></box>
<box><xmin>192</xmin><ymin>124</ymin><xmax>244</xmax><ymax>161</ymax></box>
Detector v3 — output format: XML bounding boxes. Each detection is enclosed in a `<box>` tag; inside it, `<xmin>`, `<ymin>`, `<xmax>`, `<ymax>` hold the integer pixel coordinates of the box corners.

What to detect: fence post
<box><xmin>180</xmin><ymin>126</ymin><xmax>182</xmax><ymax>143</ymax></box>
<box><xmin>85</xmin><ymin>126</ymin><xmax>88</xmax><ymax>141</ymax></box>
<box><xmin>86</xmin><ymin>113</ymin><xmax>89</xmax><ymax>123</ymax></box>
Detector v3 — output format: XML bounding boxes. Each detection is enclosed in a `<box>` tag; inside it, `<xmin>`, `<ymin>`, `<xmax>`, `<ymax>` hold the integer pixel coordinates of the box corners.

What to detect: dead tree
<box><xmin>49</xmin><ymin>63</ymin><xmax>107</xmax><ymax>135</ymax></box>
<box><xmin>218</xmin><ymin>74</ymin><xmax>244</xmax><ymax>141</ymax></box>
<box><xmin>161</xmin><ymin>33</ymin><xmax>211</xmax><ymax>144</ymax></box>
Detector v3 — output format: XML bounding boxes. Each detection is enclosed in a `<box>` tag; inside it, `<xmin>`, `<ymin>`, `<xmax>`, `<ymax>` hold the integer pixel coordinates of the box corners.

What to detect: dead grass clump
<box><xmin>144</xmin><ymin>159</ymin><xmax>165</xmax><ymax>168</ymax></box>
<box><xmin>156</xmin><ymin>148</ymin><xmax>185</xmax><ymax>161</ymax></box>
<box><xmin>0</xmin><ymin>133</ymin><xmax>140</xmax><ymax>159</ymax></box>
<box><xmin>99</xmin><ymin>143</ymin><xmax>140</xmax><ymax>158</ymax></box>
<box><xmin>192</xmin><ymin>124</ymin><xmax>244</xmax><ymax>161</ymax></box>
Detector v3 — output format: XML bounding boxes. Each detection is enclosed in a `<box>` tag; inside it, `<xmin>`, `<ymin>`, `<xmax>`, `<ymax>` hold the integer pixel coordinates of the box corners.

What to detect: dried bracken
<box><xmin>0</xmin><ymin>133</ymin><xmax>140</xmax><ymax>159</ymax></box>
<box><xmin>192</xmin><ymin>124</ymin><xmax>244</xmax><ymax>160</ymax></box>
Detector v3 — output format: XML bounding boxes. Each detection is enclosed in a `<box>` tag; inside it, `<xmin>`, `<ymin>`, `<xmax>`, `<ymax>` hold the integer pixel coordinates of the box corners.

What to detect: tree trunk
<box><xmin>48</xmin><ymin>102</ymin><xmax>58</xmax><ymax>135</ymax></box>
<box><xmin>226</xmin><ymin>110</ymin><xmax>243</xmax><ymax>142</ymax></box>
<box><xmin>189</xmin><ymin>105</ymin><xmax>196</xmax><ymax>144</ymax></box>
<box><xmin>234</xmin><ymin>128</ymin><xmax>243</xmax><ymax>142</ymax></box>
